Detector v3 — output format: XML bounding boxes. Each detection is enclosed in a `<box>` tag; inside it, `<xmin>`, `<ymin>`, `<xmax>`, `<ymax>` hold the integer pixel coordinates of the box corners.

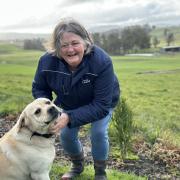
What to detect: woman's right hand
<box><xmin>49</xmin><ymin>113</ymin><xmax>69</xmax><ymax>134</ymax></box>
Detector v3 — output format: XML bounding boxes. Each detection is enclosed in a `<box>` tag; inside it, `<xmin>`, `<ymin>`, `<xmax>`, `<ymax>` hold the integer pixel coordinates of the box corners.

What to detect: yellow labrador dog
<box><xmin>0</xmin><ymin>98</ymin><xmax>60</xmax><ymax>180</ymax></box>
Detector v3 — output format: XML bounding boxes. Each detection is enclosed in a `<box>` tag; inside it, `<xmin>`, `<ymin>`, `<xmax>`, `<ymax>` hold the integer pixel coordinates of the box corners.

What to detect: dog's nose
<box><xmin>48</xmin><ymin>106</ymin><xmax>58</xmax><ymax>115</ymax></box>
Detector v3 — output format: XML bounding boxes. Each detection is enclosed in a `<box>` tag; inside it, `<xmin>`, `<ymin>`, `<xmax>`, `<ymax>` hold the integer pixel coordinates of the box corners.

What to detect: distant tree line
<box><xmin>23</xmin><ymin>38</ymin><xmax>45</xmax><ymax>51</ymax></box>
<box><xmin>23</xmin><ymin>25</ymin><xmax>176</xmax><ymax>55</ymax></box>
<box><xmin>92</xmin><ymin>25</ymin><xmax>176</xmax><ymax>55</ymax></box>
<box><xmin>92</xmin><ymin>25</ymin><xmax>151</xmax><ymax>55</ymax></box>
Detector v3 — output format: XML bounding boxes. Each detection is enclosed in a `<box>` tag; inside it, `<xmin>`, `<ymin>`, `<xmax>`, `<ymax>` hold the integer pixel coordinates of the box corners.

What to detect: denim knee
<box><xmin>60</xmin><ymin>127</ymin><xmax>82</xmax><ymax>155</ymax></box>
<box><xmin>91</xmin><ymin>128</ymin><xmax>108</xmax><ymax>143</ymax></box>
<box><xmin>60</xmin><ymin>127</ymin><xmax>78</xmax><ymax>142</ymax></box>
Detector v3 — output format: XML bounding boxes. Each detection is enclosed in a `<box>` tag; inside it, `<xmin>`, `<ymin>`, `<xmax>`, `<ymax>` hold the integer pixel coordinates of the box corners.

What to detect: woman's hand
<box><xmin>49</xmin><ymin>113</ymin><xmax>69</xmax><ymax>134</ymax></box>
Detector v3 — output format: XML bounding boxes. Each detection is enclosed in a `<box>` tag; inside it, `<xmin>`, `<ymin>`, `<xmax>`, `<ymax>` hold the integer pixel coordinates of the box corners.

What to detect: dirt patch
<box><xmin>0</xmin><ymin>115</ymin><xmax>179</xmax><ymax>179</ymax></box>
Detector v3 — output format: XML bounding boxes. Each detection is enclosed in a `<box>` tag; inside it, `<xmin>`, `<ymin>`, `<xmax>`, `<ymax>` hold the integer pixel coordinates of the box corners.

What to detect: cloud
<box><xmin>0</xmin><ymin>0</ymin><xmax>180</xmax><ymax>33</ymax></box>
<box><xmin>58</xmin><ymin>0</ymin><xmax>106</xmax><ymax>6</ymax></box>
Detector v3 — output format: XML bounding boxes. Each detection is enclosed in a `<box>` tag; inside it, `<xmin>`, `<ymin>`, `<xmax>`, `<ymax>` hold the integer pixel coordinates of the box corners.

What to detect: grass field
<box><xmin>112</xmin><ymin>55</ymin><xmax>180</xmax><ymax>146</ymax></box>
<box><xmin>0</xmin><ymin>43</ymin><xmax>42</xmax><ymax>114</ymax></box>
<box><xmin>0</xmin><ymin>43</ymin><xmax>180</xmax><ymax>178</ymax></box>
<box><xmin>0</xmin><ymin>43</ymin><xmax>180</xmax><ymax>146</ymax></box>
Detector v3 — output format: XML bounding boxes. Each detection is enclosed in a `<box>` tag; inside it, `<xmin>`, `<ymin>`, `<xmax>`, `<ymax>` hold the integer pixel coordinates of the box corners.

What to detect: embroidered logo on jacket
<box><xmin>82</xmin><ymin>79</ymin><xmax>90</xmax><ymax>84</ymax></box>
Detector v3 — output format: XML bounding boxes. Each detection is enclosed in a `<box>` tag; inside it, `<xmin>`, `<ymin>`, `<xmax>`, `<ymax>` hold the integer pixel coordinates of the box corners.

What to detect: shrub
<box><xmin>112</xmin><ymin>98</ymin><xmax>133</xmax><ymax>160</ymax></box>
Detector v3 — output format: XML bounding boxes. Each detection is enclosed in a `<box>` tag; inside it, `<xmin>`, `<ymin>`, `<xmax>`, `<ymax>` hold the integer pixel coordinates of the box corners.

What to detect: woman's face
<box><xmin>60</xmin><ymin>32</ymin><xmax>86</xmax><ymax>70</ymax></box>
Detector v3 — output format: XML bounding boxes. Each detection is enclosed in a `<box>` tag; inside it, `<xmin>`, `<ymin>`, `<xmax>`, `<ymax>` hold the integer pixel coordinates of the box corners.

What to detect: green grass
<box><xmin>50</xmin><ymin>163</ymin><xmax>146</xmax><ymax>180</ymax></box>
<box><xmin>0</xmin><ymin>44</ymin><xmax>42</xmax><ymax>115</ymax></box>
<box><xmin>0</xmin><ymin>43</ymin><xmax>180</xmax><ymax>178</ymax></box>
<box><xmin>0</xmin><ymin>43</ymin><xmax>21</xmax><ymax>53</ymax></box>
<box><xmin>112</xmin><ymin>54</ymin><xmax>180</xmax><ymax>146</ymax></box>
<box><xmin>0</xmin><ymin>43</ymin><xmax>179</xmax><ymax>145</ymax></box>
<box><xmin>0</xmin><ymin>71</ymin><xmax>33</xmax><ymax>115</ymax></box>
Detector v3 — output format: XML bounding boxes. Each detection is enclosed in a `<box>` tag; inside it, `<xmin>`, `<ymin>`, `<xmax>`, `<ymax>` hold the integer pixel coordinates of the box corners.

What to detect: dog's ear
<box><xmin>16</xmin><ymin>112</ymin><xmax>26</xmax><ymax>133</ymax></box>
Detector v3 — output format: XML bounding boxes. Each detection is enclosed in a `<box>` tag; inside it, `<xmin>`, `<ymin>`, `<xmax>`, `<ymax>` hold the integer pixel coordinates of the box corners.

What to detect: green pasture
<box><xmin>0</xmin><ymin>43</ymin><xmax>180</xmax><ymax>178</ymax></box>
<box><xmin>112</xmin><ymin>55</ymin><xmax>180</xmax><ymax>146</ymax></box>
<box><xmin>0</xmin><ymin>43</ymin><xmax>180</xmax><ymax>146</ymax></box>
<box><xmin>0</xmin><ymin>43</ymin><xmax>42</xmax><ymax>114</ymax></box>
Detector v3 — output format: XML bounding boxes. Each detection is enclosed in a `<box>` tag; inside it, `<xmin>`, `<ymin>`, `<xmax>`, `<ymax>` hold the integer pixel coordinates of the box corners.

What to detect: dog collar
<box><xmin>31</xmin><ymin>132</ymin><xmax>54</xmax><ymax>139</ymax></box>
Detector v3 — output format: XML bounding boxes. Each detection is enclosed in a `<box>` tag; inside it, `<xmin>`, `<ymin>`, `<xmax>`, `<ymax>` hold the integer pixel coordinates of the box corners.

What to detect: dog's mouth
<box><xmin>30</xmin><ymin>112</ymin><xmax>60</xmax><ymax>139</ymax></box>
<box><xmin>44</xmin><ymin>121</ymin><xmax>52</xmax><ymax>125</ymax></box>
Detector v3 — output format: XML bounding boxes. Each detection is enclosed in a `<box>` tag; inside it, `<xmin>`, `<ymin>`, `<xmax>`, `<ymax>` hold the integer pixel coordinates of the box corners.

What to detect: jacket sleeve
<box><xmin>66</xmin><ymin>57</ymin><xmax>114</xmax><ymax>128</ymax></box>
<box><xmin>32</xmin><ymin>57</ymin><xmax>53</xmax><ymax>100</ymax></box>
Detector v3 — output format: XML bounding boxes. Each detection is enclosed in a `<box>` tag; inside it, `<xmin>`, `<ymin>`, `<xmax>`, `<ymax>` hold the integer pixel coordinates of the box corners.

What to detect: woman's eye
<box><xmin>72</xmin><ymin>42</ymin><xmax>79</xmax><ymax>45</ymax></box>
<box><xmin>61</xmin><ymin>42</ymin><xmax>81</xmax><ymax>49</ymax></box>
<box><xmin>61</xmin><ymin>44</ymin><xmax>68</xmax><ymax>48</ymax></box>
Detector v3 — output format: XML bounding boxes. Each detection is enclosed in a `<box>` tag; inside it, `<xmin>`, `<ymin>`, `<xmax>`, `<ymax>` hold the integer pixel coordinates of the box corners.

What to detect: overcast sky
<box><xmin>0</xmin><ymin>0</ymin><xmax>180</xmax><ymax>33</ymax></box>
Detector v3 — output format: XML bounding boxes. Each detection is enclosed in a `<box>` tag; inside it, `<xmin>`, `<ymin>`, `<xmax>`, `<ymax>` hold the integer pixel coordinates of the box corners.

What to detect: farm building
<box><xmin>161</xmin><ymin>46</ymin><xmax>180</xmax><ymax>53</ymax></box>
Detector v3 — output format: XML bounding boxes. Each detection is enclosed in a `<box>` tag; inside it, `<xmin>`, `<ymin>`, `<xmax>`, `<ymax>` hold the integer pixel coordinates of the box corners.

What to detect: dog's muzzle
<box><xmin>45</xmin><ymin>106</ymin><xmax>61</xmax><ymax>125</ymax></box>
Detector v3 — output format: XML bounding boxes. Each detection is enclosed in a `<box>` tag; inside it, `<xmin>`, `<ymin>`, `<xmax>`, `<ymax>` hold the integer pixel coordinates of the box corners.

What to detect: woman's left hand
<box><xmin>49</xmin><ymin>113</ymin><xmax>69</xmax><ymax>134</ymax></box>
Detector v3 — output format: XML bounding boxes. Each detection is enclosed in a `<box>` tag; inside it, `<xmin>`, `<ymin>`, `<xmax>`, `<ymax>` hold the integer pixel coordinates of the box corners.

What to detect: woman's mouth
<box><xmin>67</xmin><ymin>53</ymin><xmax>77</xmax><ymax>57</ymax></box>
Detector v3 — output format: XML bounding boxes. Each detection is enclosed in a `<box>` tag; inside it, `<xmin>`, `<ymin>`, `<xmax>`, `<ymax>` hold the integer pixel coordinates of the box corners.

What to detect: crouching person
<box><xmin>32</xmin><ymin>18</ymin><xmax>120</xmax><ymax>180</ymax></box>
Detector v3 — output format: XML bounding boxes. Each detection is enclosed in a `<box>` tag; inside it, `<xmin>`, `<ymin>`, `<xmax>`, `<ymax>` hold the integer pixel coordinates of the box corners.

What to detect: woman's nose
<box><xmin>66</xmin><ymin>45</ymin><xmax>74</xmax><ymax>51</ymax></box>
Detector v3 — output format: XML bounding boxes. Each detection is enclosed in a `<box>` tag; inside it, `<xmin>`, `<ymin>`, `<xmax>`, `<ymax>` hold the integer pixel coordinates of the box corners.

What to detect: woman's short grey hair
<box><xmin>46</xmin><ymin>18</ymin><xmax>94</xmax><ymax>58</ymax></box>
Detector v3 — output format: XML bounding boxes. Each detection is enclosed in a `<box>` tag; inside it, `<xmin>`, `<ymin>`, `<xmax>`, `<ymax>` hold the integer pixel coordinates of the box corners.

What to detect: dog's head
<box><xmin>17</xmin><ymin>98</ymin><xmax>61</xmax><ymax>135</ymax></box>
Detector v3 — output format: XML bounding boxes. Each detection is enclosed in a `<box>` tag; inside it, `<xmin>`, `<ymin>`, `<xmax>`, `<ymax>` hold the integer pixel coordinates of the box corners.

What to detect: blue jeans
<box><xmin>60</xmin><ymin>109</ymin><xmax>113</xmax><ymax>160</ymax></box>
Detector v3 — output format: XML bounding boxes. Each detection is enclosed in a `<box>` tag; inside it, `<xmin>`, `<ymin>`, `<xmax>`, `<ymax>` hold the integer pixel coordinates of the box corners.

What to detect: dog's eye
<box><xmin>34</xmin><ymin>108</ymin><xmax>41</xmax><ymax>115</ymax></box>
<box><xmin>45</xmin><ymin>101</ymin><xmax>51</xmax><ymax>105</ymax></box>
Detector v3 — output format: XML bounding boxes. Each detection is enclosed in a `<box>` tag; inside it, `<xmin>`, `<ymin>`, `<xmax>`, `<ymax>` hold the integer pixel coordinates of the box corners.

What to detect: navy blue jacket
<box><xmin>32</xmin><ymin>45</ymin><xmax>120</xmax><ymax>128</ymax></box>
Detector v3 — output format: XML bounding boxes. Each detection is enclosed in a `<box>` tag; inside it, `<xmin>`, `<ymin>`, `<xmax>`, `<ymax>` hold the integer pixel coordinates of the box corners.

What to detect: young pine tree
<box><xmin>112</xmin><ymin>98</ymin><xmax>133</xmax><ymax>160</ymax></box>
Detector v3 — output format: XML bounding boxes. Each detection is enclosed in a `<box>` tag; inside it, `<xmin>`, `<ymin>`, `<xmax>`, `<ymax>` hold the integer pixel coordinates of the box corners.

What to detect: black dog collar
<box><xmin>31</xmin><ymin>132</ymin><xmax>54</xmax><ymax>139</ymax></box>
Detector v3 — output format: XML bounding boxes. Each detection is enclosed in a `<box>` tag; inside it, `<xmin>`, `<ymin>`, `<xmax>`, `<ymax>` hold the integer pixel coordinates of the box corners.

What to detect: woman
<box><xmin>32</xmin><ymin>18</ymin><xmax>120</xmax><ymax>180</ymax></box>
